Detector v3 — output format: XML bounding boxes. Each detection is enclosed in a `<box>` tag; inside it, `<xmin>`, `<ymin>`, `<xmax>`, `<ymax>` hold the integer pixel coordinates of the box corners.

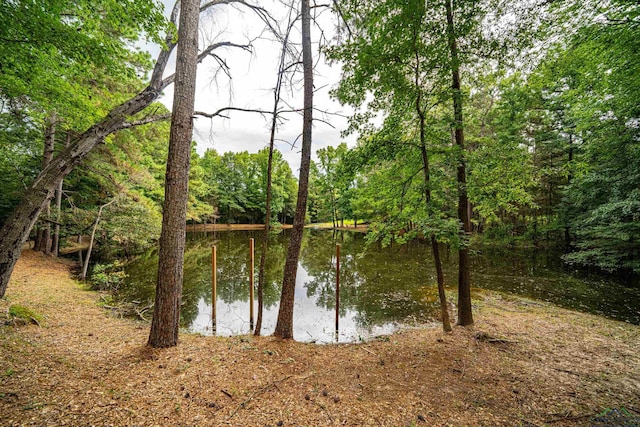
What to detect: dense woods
<box><xmin>0</xmin><ymin>0</ymin><xmax>638</xmax><ymax>343</ymax></box>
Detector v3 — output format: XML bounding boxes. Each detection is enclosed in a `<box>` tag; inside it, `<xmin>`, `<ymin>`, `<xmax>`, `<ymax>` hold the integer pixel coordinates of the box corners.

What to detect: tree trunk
<box><xmin>255</xmin><ymin>6</ymin><xmax>295</xmax><ymax>336</ymax></box>
<box><xmin>148</xmin><ymin>0</ymin><xmax>199</xmax><ymax>348</ymax></box>
<box><xmin>445</xmin><ymin>0</ymin><xmax>473</xmax><ymax>326</ymax></box>
<box><xmin>52</xmin><ymin>132</ymin><xmax>70</xmax><ymax>257</ymax></box>
<box><xmin>274</xmin><ymin>0</ymin><xmax>313</xmax><ymax>339</ymax></box>
<box><xmin>255</xmin><ymin>146</ymin><xmax>273</xmax><ymax>336</ymax></box>
<box><xmin>34</xmin><ymin>229</ymin><xmax>44</xmax><ymax>253</ymax></box>
<box><xmin>412</xmin><ymin>23</ymin><xmax>451</xmax><ymax>332</ymax></box>
<box><xmin>51</xmin><ymin>179</ymin><xmax>63</xmax><ymax>257</ymax></box>
<box><xmin>81</xmin><ymin>198</ymin><xmax>116</xmax><ymax>280</ymax></box>
<box><xmin>564</xmin><ymin>132</ymin><xmax>573</xmax><ymax>249</ymax></box>
<box><xmin>420</xmin><ymin>129</ymin><xmax>452</xmax><ymax>332</ymax></box>
<box><xmin>77</xmin><ymin>235</ymin><xmax>84</xmax><ymax>266</ymax></box>
<box><xmin>38</xmin><ymin>114</ymin><xmax>57</xmax><ymax>254</ymax></box>
<box><xmin>331</xmin><ymin>189</ymin><xmax>338</xmax><ymax>229</ymax></box>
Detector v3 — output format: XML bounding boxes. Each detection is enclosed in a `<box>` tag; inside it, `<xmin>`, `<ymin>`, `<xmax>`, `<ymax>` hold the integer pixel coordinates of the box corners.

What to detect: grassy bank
<box><xmin>1</xmin><ymin>250</ymin><xmax>639</xmax><ymax>426</ymax></box>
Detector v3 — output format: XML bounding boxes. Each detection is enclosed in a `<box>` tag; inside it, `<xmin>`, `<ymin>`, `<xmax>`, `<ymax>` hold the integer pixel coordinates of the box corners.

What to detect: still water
<box><xmin>119</xmin><ymin>230</ymin><xmax>640</xmax><ymax>343</ymax></box>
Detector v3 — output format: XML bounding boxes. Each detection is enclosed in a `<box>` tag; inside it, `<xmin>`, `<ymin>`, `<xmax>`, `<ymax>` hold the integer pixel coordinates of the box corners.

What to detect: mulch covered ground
<box><xmin>1</xmin><ymin>250</ymin><xmax>639</xmax><ymax>426</ymax></box>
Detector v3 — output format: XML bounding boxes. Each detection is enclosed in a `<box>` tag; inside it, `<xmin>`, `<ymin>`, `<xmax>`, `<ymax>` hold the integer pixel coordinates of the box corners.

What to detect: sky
<box><xmin>151</xmin><ymin>0</ymin><xmax>356</xmax><ymax>174</ymax></box>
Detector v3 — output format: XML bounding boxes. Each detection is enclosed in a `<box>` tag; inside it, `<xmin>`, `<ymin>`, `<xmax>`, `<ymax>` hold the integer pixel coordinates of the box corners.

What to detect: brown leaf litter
<box><xmin>1</xmin><ymin>250</ymin><xmax>639</xmax><ymax>426</ymax></box>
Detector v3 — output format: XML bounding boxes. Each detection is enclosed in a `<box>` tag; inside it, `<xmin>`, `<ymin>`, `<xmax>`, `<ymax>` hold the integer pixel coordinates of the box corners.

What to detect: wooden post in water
<box><xmin>335</xmin><ymin>243</ymin><xmax>340</xmax><ymax>340</ymax></box>
<box><xmin>249</xmin><ymin>238</ymin><xmax>255</xmax><ymax>331</ymax></box>
<box><xmin>211</xmin><ymin>245</ymin><xmax>217</xmax><ymax>334</ymax></box>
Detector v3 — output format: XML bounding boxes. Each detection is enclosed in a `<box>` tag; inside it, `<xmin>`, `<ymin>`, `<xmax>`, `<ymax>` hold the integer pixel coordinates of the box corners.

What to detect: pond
<box><xmin>118</xmin><ymin>229</ymin><xmax>640</xmax><ymax>343</ymax></box>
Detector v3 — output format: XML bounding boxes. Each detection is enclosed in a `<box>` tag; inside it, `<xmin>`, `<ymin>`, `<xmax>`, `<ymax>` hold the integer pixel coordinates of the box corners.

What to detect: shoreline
<box><xmin>185</xmin><ymin>222</ymin><xmax>368</xmax><ymax>232</ymax></box>
<box><xmin>1</xmin><ymin>250</ymin><xmax>639</xmax><ymax>426</ymax></box>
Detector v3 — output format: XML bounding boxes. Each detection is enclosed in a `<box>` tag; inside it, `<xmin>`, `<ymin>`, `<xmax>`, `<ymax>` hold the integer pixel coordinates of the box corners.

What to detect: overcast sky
<box><xmin>150</xmin><ymin>0</ymin><xmax>355</xmax><ymax>174</ymax></box>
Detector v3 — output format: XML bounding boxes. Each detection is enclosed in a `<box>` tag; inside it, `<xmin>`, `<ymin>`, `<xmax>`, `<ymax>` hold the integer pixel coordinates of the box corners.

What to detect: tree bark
<box><xmin>445</xmin><ymin>0</ymin><xmax>473</xmax><ymax>326</ymax></box>
<box><xmin>81</xmin><ymin>198</ymin><xmax>116</xmax><ymax>281</ymax></box>
<box><xmin>52</xmin><ymin>132</ymin><xmax>70</xmax><ymax>257</ymax></box>
<box><xmin>51</xmin><ymin>179</ymin><xmax>63</xmax><ymax>257</ymax></box>
<box><xmin>411</xmin><ymin>23</ymin><xmax>451</xmax><ymax>332</ymax></box>
<box><xmin>77</xmin><ymin>234</ymin><xmax>84</xmax><ymax>266</ymax></box>
<box><xmin>37</xmin><ymin>114</ymin><xmax>56</xmax><ymax>254</ymax></box>
<box><xmin>274</xmin><ymin>0</ymin><xmax>313</xmax><ymax>339</ymax></box>
<box><xmin>419</xmin><ymin>120</ymin><xmax>452</xmax><ymax>332</ymax></box>
<box><xmin>148</xmin><ymin>0</ymin><xmax>199</xmax><ymax>348</ymax></box>
<box><xmin>255</xmin><ymin>7</ymin><xmax>295</xmax><ymax>336</ymax></box>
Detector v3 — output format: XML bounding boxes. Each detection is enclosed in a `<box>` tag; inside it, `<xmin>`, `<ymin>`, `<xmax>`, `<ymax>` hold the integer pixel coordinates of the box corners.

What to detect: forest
<box><xmin>1</xmin><ymin>0</ymin><xmax>640</xmax><ymax>425</ymax></box>
<box><xmin>1</xmin><ymin>0</ymin><xmax>639</xmax><ymax>337</ymax></box>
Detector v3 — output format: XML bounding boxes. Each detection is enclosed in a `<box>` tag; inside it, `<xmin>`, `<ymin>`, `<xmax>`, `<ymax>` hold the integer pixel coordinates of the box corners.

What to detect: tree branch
<box><xmin>119</xmin><ymin>113</ymin><xmax>172</xmax><ymax>130</ymax></box>
<box><xmin>160</xmin><ymin>41</ymin><xmax>253</xmax><ymax>90</ymax></box>
<box><xmin>195</xmin><ymin>107</ymin><xmax>272</xmax><ymax>119</ymax></box>
<box><xmin>331</xmin><ymin>0</ymin><xmax>353</xmax><ymax>38</ymax></box>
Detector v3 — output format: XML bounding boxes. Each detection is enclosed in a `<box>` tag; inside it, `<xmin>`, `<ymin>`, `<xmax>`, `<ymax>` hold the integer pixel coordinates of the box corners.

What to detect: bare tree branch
<box><xmin>195</xmin><ymin>107</ymin><xmax>272</xmax><ymax>119</ymax></box>
<box><xmin>160</xmin><ymin>41</ymin><xmax>253</xmax><ymax>90</ymax></box>
<box><xmin>118</xmin><ymin>113</ymin><xmax>172</xmax><ymax>130</ymax></box>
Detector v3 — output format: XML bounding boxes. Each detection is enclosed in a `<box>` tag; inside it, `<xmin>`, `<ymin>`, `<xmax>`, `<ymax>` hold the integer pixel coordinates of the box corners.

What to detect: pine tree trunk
<box><xmin>77</xmin><ymin>235</ymin><xmax>84</xmax><ymax>267</ymax></box>
<box><xmin>39</xmin><ymin>114</ymin><xmax>56</xmax><ymax>255</ymax></box>
<box><xmin>148</xmin><ymin>0</ymin><xmax>199</xmax><ymax>348</ymax></box>
<box><xmin>274</xmin><ymin>0</ymin><xmax>313</xmax><ymax>339</ymax></box>
<box><xmin>445</xmin><ymin>0</ymin><xmax>473</xmax><ymax>326</ymax></box>
<box><xmin>52</xmin><ymin>179</ymin><xmax>63</xmax><ymax>257</ymax></box>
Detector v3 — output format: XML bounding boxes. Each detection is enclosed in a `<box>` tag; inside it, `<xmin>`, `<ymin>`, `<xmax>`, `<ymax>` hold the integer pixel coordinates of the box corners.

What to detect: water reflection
<box><xmin>119</xmin><ymin>230</ymin><xmax>640</xmax><ymax>343</ymax></box>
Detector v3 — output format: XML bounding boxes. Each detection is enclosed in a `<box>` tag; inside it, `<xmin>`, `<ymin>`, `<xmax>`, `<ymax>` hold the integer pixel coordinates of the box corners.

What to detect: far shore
<box><xmin>185</xmin><ymin>222</ymin><xmax>369</xmax><ymax>232</ymax></box>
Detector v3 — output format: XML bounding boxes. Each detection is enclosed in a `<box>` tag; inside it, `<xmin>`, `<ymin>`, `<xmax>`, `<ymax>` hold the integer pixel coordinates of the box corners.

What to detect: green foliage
<box><xmin>97</xmin><ymin>196</ymin><xmax>163</xmax><ymax>259</ymax></box>
<box><xmin>322</xmin><ymin>0</ymin><xmax>639</xmax><ymax>277</ymax></box>
<box><xmin>89</xmin><ymin>261</ymin><xmax>128</xmax><ymax>291</ymax></box>
<box><xmin>466</xmin><ymin>73</ymin><xmax>537</xmax><ymax>229</ymax></box>
<box><xmin>0</xmin><ymin>0</ymin><xmax>169</xmax><ymax>242</ymax></box>
<box><xmin>0</xmin><ymin>0</ymin><xmax>166</xmax><ymax>124</ymax></box>
<box><xmin>0</xmin><ymin>109</ymin><xmax>42</xmax><ymax>225</ymax></box>
<box><xmin>325</xmin><ymin>0</ymin><xmax>541</xmax><ymax>252</ymax></box>
<box><xmin>311</xmin><ymin>143</ymin><xmax>356</xmax><ymax>225</ymax></box>
<box><xmin>564</xmin><ymin>195</ymin><xmax>640</xmax><ymax>272</ymax></box>
<box><xmin>196</xmin><ymin>148</ymin><xmax>297</xmax><ymax>224</ymax></box>
<box><xmin>49</xmin><ymin>112</ymin><xmax>171</xmax><ymax>261</ymax></box>
<box><xmin>519</xmin><ymin>0</ymin><xmax>640</xmax><ymax>271</ymax></box>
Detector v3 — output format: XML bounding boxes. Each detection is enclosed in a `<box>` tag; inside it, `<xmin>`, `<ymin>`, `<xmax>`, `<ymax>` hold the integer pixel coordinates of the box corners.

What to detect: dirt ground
<box><xmin>1</xmin><ymin>250</ymin><xmax>639</xmax><ymax>426</ymax></box>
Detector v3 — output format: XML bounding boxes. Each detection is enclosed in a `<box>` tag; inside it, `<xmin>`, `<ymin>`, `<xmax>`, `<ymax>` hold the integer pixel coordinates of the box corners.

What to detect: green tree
<box><xmin>531</xmin><ymin>1</ymin><xmax>640</xmax><ymax>272</ymax></box>
<box><xmin>0</xmin><ymin>0</ymin><xmax>273</xmax><ymax>298</ymax></box>
<box><xmin>316</xmin><ymin>144</ymin><xmax>350</xmax><ymax>227</ymax></box>
<box><xmin>465</xmin><ymin>73</ymin><xmax>537</xmax><ymax>241</ymax></box>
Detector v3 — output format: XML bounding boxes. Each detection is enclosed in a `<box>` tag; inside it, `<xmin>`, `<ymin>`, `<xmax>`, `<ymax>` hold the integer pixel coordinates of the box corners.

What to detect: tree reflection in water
<box><xmin>119</xmin><ymin>230</ymin><xmax>640</xmax><ymax>343</ymax></box>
